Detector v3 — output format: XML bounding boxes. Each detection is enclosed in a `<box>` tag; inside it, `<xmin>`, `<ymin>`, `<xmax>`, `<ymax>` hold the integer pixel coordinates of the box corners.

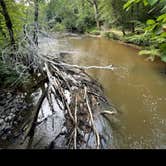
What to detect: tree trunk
<box><xmin>93</xmin><ymin>0</ymin><xmax>100</xmax><ymax>30</ymax></box>
<box><xmin>33</xmin><ymin>0</ymin><xmax>39</xmax><ymax>46</ymax></box>
<box><xmin>130</xmin><ymin>6</ymin><xmax>135</xmax><ymax>33</ymax></box>
<box><xmin>0</xmin><ymin>0</ymin><xmax>15</xmax><ymax>46</ymax></box>
<box><xmin>122</xmin><ymin>28</ymin><xmax>126</xmax><ymax>36</ymax></box>
<box><xmin>87</xmin><ymin>0</ymin><xmax>100</xmax><ymax>30</ymax></box>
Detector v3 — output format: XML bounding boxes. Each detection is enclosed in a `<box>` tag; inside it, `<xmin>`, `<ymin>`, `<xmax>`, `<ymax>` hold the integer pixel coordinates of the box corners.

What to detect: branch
<box><xmin>74</xmin><ymin>95</ymin><xmax>78</xmax><ymax>149</ymax></box>
<box><xmin>27</xmin><ymin>86</ymin><xmax>48</xmax><ymax>148</ymax></box>
<box><xmin>84</xmin><ymin>86</ymin><xmax>100</xmax><ymax>149</ymax></box>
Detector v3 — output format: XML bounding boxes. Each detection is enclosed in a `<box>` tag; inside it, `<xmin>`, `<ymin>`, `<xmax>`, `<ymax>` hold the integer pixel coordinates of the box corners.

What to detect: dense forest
<box><xmin>1</xmin><ymin>0</ymin><xmax>166</xmax><ymax>61</ymax></box>
<box><xmin>0</xmin><ymin>0</ymin><xmax>166</xmax><ymax>149</ymax></box>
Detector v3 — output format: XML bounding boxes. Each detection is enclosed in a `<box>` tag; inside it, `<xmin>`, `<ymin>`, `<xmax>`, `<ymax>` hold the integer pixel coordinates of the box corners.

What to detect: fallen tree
<box><xmin>0</xmin><ymin>26</ymin><xmax>117</xmax><ymax>149</ymax></box>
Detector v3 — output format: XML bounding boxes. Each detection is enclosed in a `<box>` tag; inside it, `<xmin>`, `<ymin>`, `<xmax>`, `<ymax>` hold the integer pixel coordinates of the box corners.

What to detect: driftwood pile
<box><xmin>25</xmin><ymin>57</ymin><xmax>116</xmax><ymax>149</ymax></box>
<box><xmin>0</xmin><ymin>29</ymin><xmax>116</xmax><ymax>149</ymax></box>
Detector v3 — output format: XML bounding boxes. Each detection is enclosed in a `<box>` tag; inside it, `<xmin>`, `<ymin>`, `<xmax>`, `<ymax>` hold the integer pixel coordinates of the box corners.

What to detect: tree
<box><xmin>45</xmin><ymin>0</ymin><xmax>95</xmax><ymax>33</ymax></box>
<box><xmin>87</xmin><ymin>0</ymin><xmax>100</xmax><ymax>29</ymax></box>
<box><xmin>124</xmin><ymin>0</ymin><xmax>166</xmax><ymax>62</ymax></box>
<box><xmin>0</xmin><ymin>0</ymin><xmax>15</xmax><ymax>46</ymax></box>
<box><xmin>33</xmin><ymin>0</ymin><xmax>39</xmax><ymax>46</ymax></box>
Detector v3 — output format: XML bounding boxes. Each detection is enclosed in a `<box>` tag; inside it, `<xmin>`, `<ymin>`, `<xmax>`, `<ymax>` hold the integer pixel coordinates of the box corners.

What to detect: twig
<box><xmin>27</xmin><ymin>86</ymin><xmax>48</xmax><ymax>148</ymax></box>
<box><xmin>45</xmin><ymin>62</ymin><xmax>75</xmax><ymax>123</ymax></box>
<box><xmin>44</xmin><ymin>58</ymin><xmax>115</xmax><ymax>71</ymax></box>
<box><xmin>74</xmin><ymin>95</ymin><xmax>78</xmax><ymax>149</ymax></box>
<box><xmin>87</xmin><ymin>90</ymin><xmax>107</xmax><ymax>103</ymax></box>
<box><xmin>84</xmin><ymin>86</ymin><xmax>100</xmax><ymax>149</ymax></box>
<box><xmin>100</xmin><ymin>110</ymin><xmax>116</xmax><ymax>115</ymax></box>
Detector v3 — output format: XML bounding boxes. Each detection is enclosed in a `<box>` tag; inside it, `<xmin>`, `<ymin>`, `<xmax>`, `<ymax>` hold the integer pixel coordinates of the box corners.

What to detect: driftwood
<box><xmin>25</xmin><ymin>57</ymin><xmax>116</xmax><ymax>149</ymax></box>
<box><xmin>1</xmin><ymin>27</ymin><xmax>116</xmax><ymax>149</ymax></box>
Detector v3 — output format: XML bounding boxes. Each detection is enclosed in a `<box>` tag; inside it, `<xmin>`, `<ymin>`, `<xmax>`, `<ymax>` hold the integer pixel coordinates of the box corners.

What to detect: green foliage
<box><xmin>45</xmin><ymin>0</ymin><xmax>95</xmax><ymax>33</ymax></box>
<box><xmin>160</xmin><ymin>43</ymin><xmax>166</xmax><ymax>62</ymax></box>
<box><xmin>0</xmin><ymin>61</ymin><xmax>17</xmax><ymax>88</ymax></box>
<box><xmin>104</xmin><ymin>32</ymin><xmax>121</xmax><ymax>40</ymax></box>
<box><xmin>99</xmin><ymin>0</ymin><xmax>114</xmax><ymax>27</ymax></box>
<box><xmin>124</xmin><ymin>0</ymin><xmax>159</xmax><ymax>10</ymax></box>
<box><xmin>139</xmin><ymin>48</ymin><xmax>160</xmax><ymax>56</ymax></box>
<box><xmin>125</xmin><ymin>0</ymin><xmax>166</xmax><ymax>62</ymax></box>
<box><xmin>147</xmin><ymin>19</ymin><xmax>156</xmax><ymax>25</ymax></box>
<box><xmin>0</xmin><ymin>61</ymin><xmax>29</xmax><ymax>88</ymax></box>
<box><xmin>52</xmin><ymin>23</ymin><xmax>66</xmax><ymax>32</ymax></box>
<box><xmin>0</xmin><ymin>0</ymin><xmax>166</xmax><ymax>64</ymax></box>
<box><xmin>75</xmin><ymin>11</ymin><xmax>95</xmax><ymax>33</ymax></box>
<box><xmin>87</xmin><ymin>27</ymin><xmax>101</xmax><ymax>35</ymax></box>
<box><xmin>124</xmin><ymin>33</ymin><xmax>152</xmax><ymax>46</ymax></box>
<box><xmin>0</xmin><ymin>0</ymin><xmax>27</xmax><ymax>46</ymax></box>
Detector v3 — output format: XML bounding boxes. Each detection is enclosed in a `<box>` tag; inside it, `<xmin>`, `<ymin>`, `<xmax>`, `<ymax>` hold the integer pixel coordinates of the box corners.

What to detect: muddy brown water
<box><xmin>58</xmin><ymin>35</ymin><xmax>166</xmax><ymax>149</ymax></box>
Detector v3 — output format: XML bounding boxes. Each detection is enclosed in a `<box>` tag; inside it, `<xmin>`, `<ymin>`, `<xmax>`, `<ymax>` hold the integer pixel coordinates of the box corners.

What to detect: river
<box><xmin>56</xmin><ymin>34</ymin><xmax>166</xmax><ymax>149</ymax></box>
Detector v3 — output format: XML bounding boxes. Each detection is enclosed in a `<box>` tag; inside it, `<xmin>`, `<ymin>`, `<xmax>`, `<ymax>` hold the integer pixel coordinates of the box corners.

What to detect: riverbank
<box><xmin>86</xmin><ymin>29</ymin><xmax>144</xmax><ymax>50</ymax></box>
<box><xmin>86</xmin><ymin>28</ymin><xmax>165</xmax><ymax>62</ymax></box>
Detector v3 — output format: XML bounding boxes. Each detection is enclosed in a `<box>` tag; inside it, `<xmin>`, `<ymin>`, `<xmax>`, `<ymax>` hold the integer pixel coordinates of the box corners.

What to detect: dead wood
<box><xmin>1</xmin><ymin>28</ymin><xmax>116</xmax><ymax>149</ymax></box>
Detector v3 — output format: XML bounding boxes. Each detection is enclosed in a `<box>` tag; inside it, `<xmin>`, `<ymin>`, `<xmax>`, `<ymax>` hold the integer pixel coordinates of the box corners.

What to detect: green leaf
<box><xmin>157</xmin><ymin>14</ymin><xmax>166</xmax><ymax>22</ymax></box>
<box><xmin>160</xmin><ymin>32</ymin><xmax>166</xmax><ymax>38</ymax></box>
<box><xmin>144</xmin><ymin>24</ymin><xmax>156</xmax><ymax>31</ymax></box>
<box><xmin>139</xmin><ymin>49</ymin><xmax>160</xmax><ymax>56</ymax></box>
<box><xmin>160</xmin><ymin>43</ymin><xmax>166</xmax><ymax>51</ymax></box>
<box><xmin>143</xmin><ymin>0</ymin><xmax>148</xmax><ymax>6</ymax></box>
<box><xmin>147</xmin><ymin>19</ymin><xmax>155</xmax><ymax>25</ymax></box>
<box><xmin>161</xmin><ymin>6</ymin><xmax>166</xmax><ymax>13</ymax></box>
<box><xmin>123</xmin><ymin>0</ymin><xmax>135</xmax><ymax>10</ymax></box>
<box><xmin>161</xmin><ymin>55</ymin><xmax>166</xmax><ymax>62</ymax></box>
<box><xmin>147</xmin><ymin>0</ymin><xmax>158</xmax><ymax>6</ymax></box>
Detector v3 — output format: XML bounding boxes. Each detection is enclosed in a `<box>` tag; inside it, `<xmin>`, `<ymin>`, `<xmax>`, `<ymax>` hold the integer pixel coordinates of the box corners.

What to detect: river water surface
<box><xmin>57</xmin><ymin>35</ymin><xmax>166</xmax><ymax>149</ymax></box>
